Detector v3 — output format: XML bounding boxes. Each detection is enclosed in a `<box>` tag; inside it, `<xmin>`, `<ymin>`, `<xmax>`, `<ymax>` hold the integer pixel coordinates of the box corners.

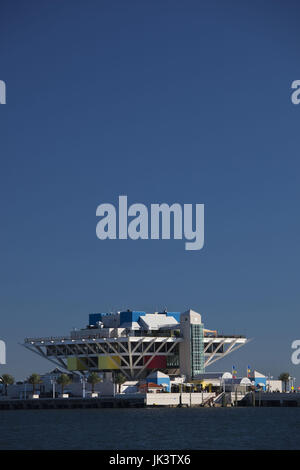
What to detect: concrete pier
<box><xmin>239</xmin><ymin>392</ymin><xmax>300</xmax><ymax>407</ymax></box>
<box><xmin>0</xmin><ymin>395</ymin><xmax>145</xmax><ymax>410</ymax></box>
<box><xmin>1</xmin><ymin>392</ymin><xmax>300</xmax><ymax>410</ymax></box>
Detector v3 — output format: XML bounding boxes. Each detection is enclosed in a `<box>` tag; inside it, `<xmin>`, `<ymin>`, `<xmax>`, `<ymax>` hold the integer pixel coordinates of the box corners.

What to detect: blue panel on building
<box><xmin>89</xmin><ymin>313</ymin><xmax>103</xmax><ymax>325</ymax></box>
<box><xmin>156</xmin><ymin>377</ymin><xmax>171</xmax><ymax>392</ymax></box>
<box><xmin>120</xmin><ymin>311</ymin><xmax>146</xmax><ymax>326</ymax></box>
<box><xmin>146</xmin><ymin>374</ymin><xmax>171</xmax><ymax>392</ymax></box>
<box><xmin>253</xmin><ymin>378</ymin><xmax>267</xmax><ymax>390</ymax></box>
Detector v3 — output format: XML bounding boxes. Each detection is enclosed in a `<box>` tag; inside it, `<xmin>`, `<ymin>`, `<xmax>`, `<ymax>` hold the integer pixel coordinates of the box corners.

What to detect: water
<box><xmin>0</xmin><ymin>407</ymin><xmax>300</xmax><ymax>450</ymax></box>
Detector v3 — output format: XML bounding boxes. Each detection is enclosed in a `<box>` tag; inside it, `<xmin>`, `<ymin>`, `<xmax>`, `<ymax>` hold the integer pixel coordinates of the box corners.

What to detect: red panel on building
<box><xmin>144</xmin><ymin>356</ymin><xmax>167</xmax><ymax>369</ymax></box>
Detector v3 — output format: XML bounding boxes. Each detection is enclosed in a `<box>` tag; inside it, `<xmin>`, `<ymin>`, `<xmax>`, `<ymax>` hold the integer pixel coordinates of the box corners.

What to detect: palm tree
<box><xmin>87</xmin><ymin>372</ymin><xmax>102</xmax><ymax>393</ymax></box>
<box><xmin>56</xmin><ymin>374</ymin><xmax>72</xmax><ymax>395</ymax></box>
<box><xmin>279</xmin><ymin>372</ymin><xmax>290</xmax><ymax>392</ymax></box>
<box><xmin>114</xmin><ymin>372</ymin><xmax>126</xmax><ymax>394</ymax></box>
<box><xmin>28</xmin><ymin>373</ymin><xmax>42</xmax><ymax>395</ymax></box>
<box><xmin>0</xmin><ymin>374</ymin><xmax>14</xmax><ymax>396</ymax></box>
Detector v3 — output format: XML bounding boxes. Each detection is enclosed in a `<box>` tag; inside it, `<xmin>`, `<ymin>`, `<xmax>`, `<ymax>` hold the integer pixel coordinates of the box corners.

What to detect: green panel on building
<box><xmin>190</xmin><ymin>324</ymin><xmax>204</xmax><ymax>377</ymax></box>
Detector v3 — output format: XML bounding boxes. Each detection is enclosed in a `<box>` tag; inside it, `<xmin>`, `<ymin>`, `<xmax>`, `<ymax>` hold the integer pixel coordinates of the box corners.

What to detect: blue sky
<box><xmin>1</xmin><ymin>0</ymin><xmax>300</xmax><ymax>382</ymax></box>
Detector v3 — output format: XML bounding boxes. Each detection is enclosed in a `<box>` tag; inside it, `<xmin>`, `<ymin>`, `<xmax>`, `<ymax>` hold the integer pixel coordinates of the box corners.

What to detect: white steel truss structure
<box><xmin>23</xmin><ymin>333</ymin><xmax>249</xmax><ymax>379</ymax></box>
<box><xmin>203</xmin><ymin>336</ymin><xmax>249</xmax><ymax>368</ymax></box>
<box><xmin>23</xmin><ymin>336</ymin><xmax>181</xmax><ymax>379</ymax></box>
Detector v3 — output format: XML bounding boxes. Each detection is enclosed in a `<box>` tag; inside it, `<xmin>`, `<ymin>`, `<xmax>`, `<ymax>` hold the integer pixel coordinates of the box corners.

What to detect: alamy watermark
<box><xmin>0</xmin><ymin>340</ymin><xmax>6</xmax><ymax>364</ymax></box>
<box><xmin>291</xmin><ymin>340</ymin><xmax>300</xmax><ymax>365</ymax></box>
<box><xmin>0</xmin><ymin>80</ymin><xmax>6</xmax><ymax>104</ymax></box>
<box><xmin>291</xmin><ymin>80</ymin><xmax>300</xmax><ymax>105</ymax></box>
<box><xmin>96</xmin><ymin>196</ymin><xmax>204</xmax><ymax>251</ymax></box>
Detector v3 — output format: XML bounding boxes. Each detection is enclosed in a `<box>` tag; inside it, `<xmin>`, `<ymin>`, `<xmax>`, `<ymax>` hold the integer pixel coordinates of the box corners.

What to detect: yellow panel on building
<box><xmin>98</xmin><ymin>355</ymin><xmax>121</xmax><ymax>370</ymax></box>
<box><xmin>67</xmin><ymin>357</ymin><xmax>87</xmax><ymax>371</ymax></box>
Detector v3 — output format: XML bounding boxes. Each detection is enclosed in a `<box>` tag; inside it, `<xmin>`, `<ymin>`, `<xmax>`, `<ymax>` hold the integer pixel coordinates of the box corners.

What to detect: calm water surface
<box><xmin>0</xmin><ymin>407</ymin><xmax>300</xmax><ymax>450</ymax></box>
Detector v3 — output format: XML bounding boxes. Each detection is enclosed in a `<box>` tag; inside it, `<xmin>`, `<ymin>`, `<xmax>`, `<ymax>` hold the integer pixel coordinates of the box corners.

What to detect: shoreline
<box><xmin>0</xmin><ymin>392</ymin><xmax>299</xmax><ymax>410</ymax></box>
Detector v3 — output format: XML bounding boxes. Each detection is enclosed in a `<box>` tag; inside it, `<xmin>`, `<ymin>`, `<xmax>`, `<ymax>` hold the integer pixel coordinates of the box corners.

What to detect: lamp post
<box><xmin>266</xmin><ymin>373</ymin><xmax>272</xmax><ymax>392</ymax></box>
<box><xmin>80</xmin><ymin>376</ymin><xmax>87</xmax><ymax>398</ymax></box>
<box><xmin>179</xmin><ymin>382</ymin><xmax>183</xmax><ymax>407</ymax></box>
<box><xmin>189</xmin><ymin>383</ymin><xmax>192</xmax><ymax>407</ymax></box>
<box><xmin>218</xmin><ymin>376</ymin><xmax>225</xmax><ymax>394</ymax></box>
<box><xmin>50</xmin><ymin>378</ymin><xmax>56</xmax><ymax>399</ymax></box>
<box><xmin>291</xmin><ymin>377</ymin><xmax>296</xmax><ymax>393</ymax></box>
<box><xmin>288</xmin><ymin>375</ymin><xmax>294</xmax><ymax>393</ymax></box>
<box><xmin>234</xmin><ymin>383</ymin><xmax>238</xmax><ymax>407</ymax></box>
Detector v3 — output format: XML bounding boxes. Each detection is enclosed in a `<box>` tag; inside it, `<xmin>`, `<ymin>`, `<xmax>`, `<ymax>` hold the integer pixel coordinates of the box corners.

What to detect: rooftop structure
<box><xmin>23</xmin><ymin>308</ymin><xmax>248</xmax><ymax>381</ymax></box>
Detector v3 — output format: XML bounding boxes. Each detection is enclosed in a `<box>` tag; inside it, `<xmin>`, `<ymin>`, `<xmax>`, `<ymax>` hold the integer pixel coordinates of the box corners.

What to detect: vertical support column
<box><xmin>179</xmin><ymin>310</ymin><xmax>204</xmax><ymax>381</ymax></box>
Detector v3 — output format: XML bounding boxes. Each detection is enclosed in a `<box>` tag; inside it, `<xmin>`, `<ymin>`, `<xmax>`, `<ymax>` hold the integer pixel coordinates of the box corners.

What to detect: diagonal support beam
<box><xmin>132</xmin><ymin>338</ymin><xmax>157</xmax><ymax>368</ymax></box>
<box><xmin>204</xmin><ymin>339</ymin><xmax>215</xmax><ymax>353</ymax></box>
<box><xmin>204</xmin><ymin>339</ymin><xmax>226</xmax><ymax>368</ymax></box>
<box><xmin>21</xmin><ymin>343</ymin><xmax>71</xmax><ymax>374</ymax></box>
<box><xmin>95</xmin><ymin>341</ymin><xmax>130</xmax><ymax>379</ymax></box>
<box><xmin>204</xmin><ymin>339</ymin><xmax>250</xmax><ymax>368</ymax></box>
<box><xmin>135</xmin><ymin>338</ymin><xmax>169</xmax><ymax>378</ymax></box>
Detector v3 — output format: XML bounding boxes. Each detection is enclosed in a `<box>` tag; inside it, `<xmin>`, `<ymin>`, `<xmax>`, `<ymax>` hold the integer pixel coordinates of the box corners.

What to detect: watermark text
<box><xmin>291</xmin><ymin>340</ymin><xmax>300</xmax><ymax>365</ymax></box>
<box><xmin>0</xmin><ymin>80</ymin><xmax>6</xmax><ymax>104</ymax></box>
<box><xmin>0</xmin><ymin>340</ymin><xmax>6</xmax><ymax>364</ymax></box>
<box><xmin>96</xmin><ymin>196</ymin><xmax>204</xmax><ymax>251</ymax></box>
<box><xmin>291</xmin><ymin>80</ymin><xmax>300</xmax><ymax>105</ymax></box>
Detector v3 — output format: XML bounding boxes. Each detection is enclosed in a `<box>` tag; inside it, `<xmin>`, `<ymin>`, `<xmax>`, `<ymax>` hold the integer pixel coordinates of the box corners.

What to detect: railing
<box><xmin>24</xmin><ymin>331</ymin><xmax>244</xmax><ymax>344</ymax></box>
<box><xmin>24</xmin><ymin>332</ymin><xmax>182</xmax><ymax>343</ymax></box>
<box><xmin>202</xmin><ymin>395</ymin><xmax>215</xmax><ymax>407</ymax></box>
<box><xmin>213</xmin><ymin>391</ymin><xmax>225</xmax><ymax>404</ymax></box>
<box><xmin>24</xmin><ymin>336</ymin><xmax>71</xmax><ymax>343</ymax></box>
<box><xmin>209</xmin><ymin>334</ymin><xmax>246</xmax><ymax>339</ymax></box>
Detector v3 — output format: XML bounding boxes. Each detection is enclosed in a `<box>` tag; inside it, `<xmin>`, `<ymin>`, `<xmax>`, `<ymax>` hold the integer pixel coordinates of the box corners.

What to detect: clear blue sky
<box><xmin>1</xmin><ymin>0</ymin><xmax>300</xmax><ymax>382</ymax></box>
